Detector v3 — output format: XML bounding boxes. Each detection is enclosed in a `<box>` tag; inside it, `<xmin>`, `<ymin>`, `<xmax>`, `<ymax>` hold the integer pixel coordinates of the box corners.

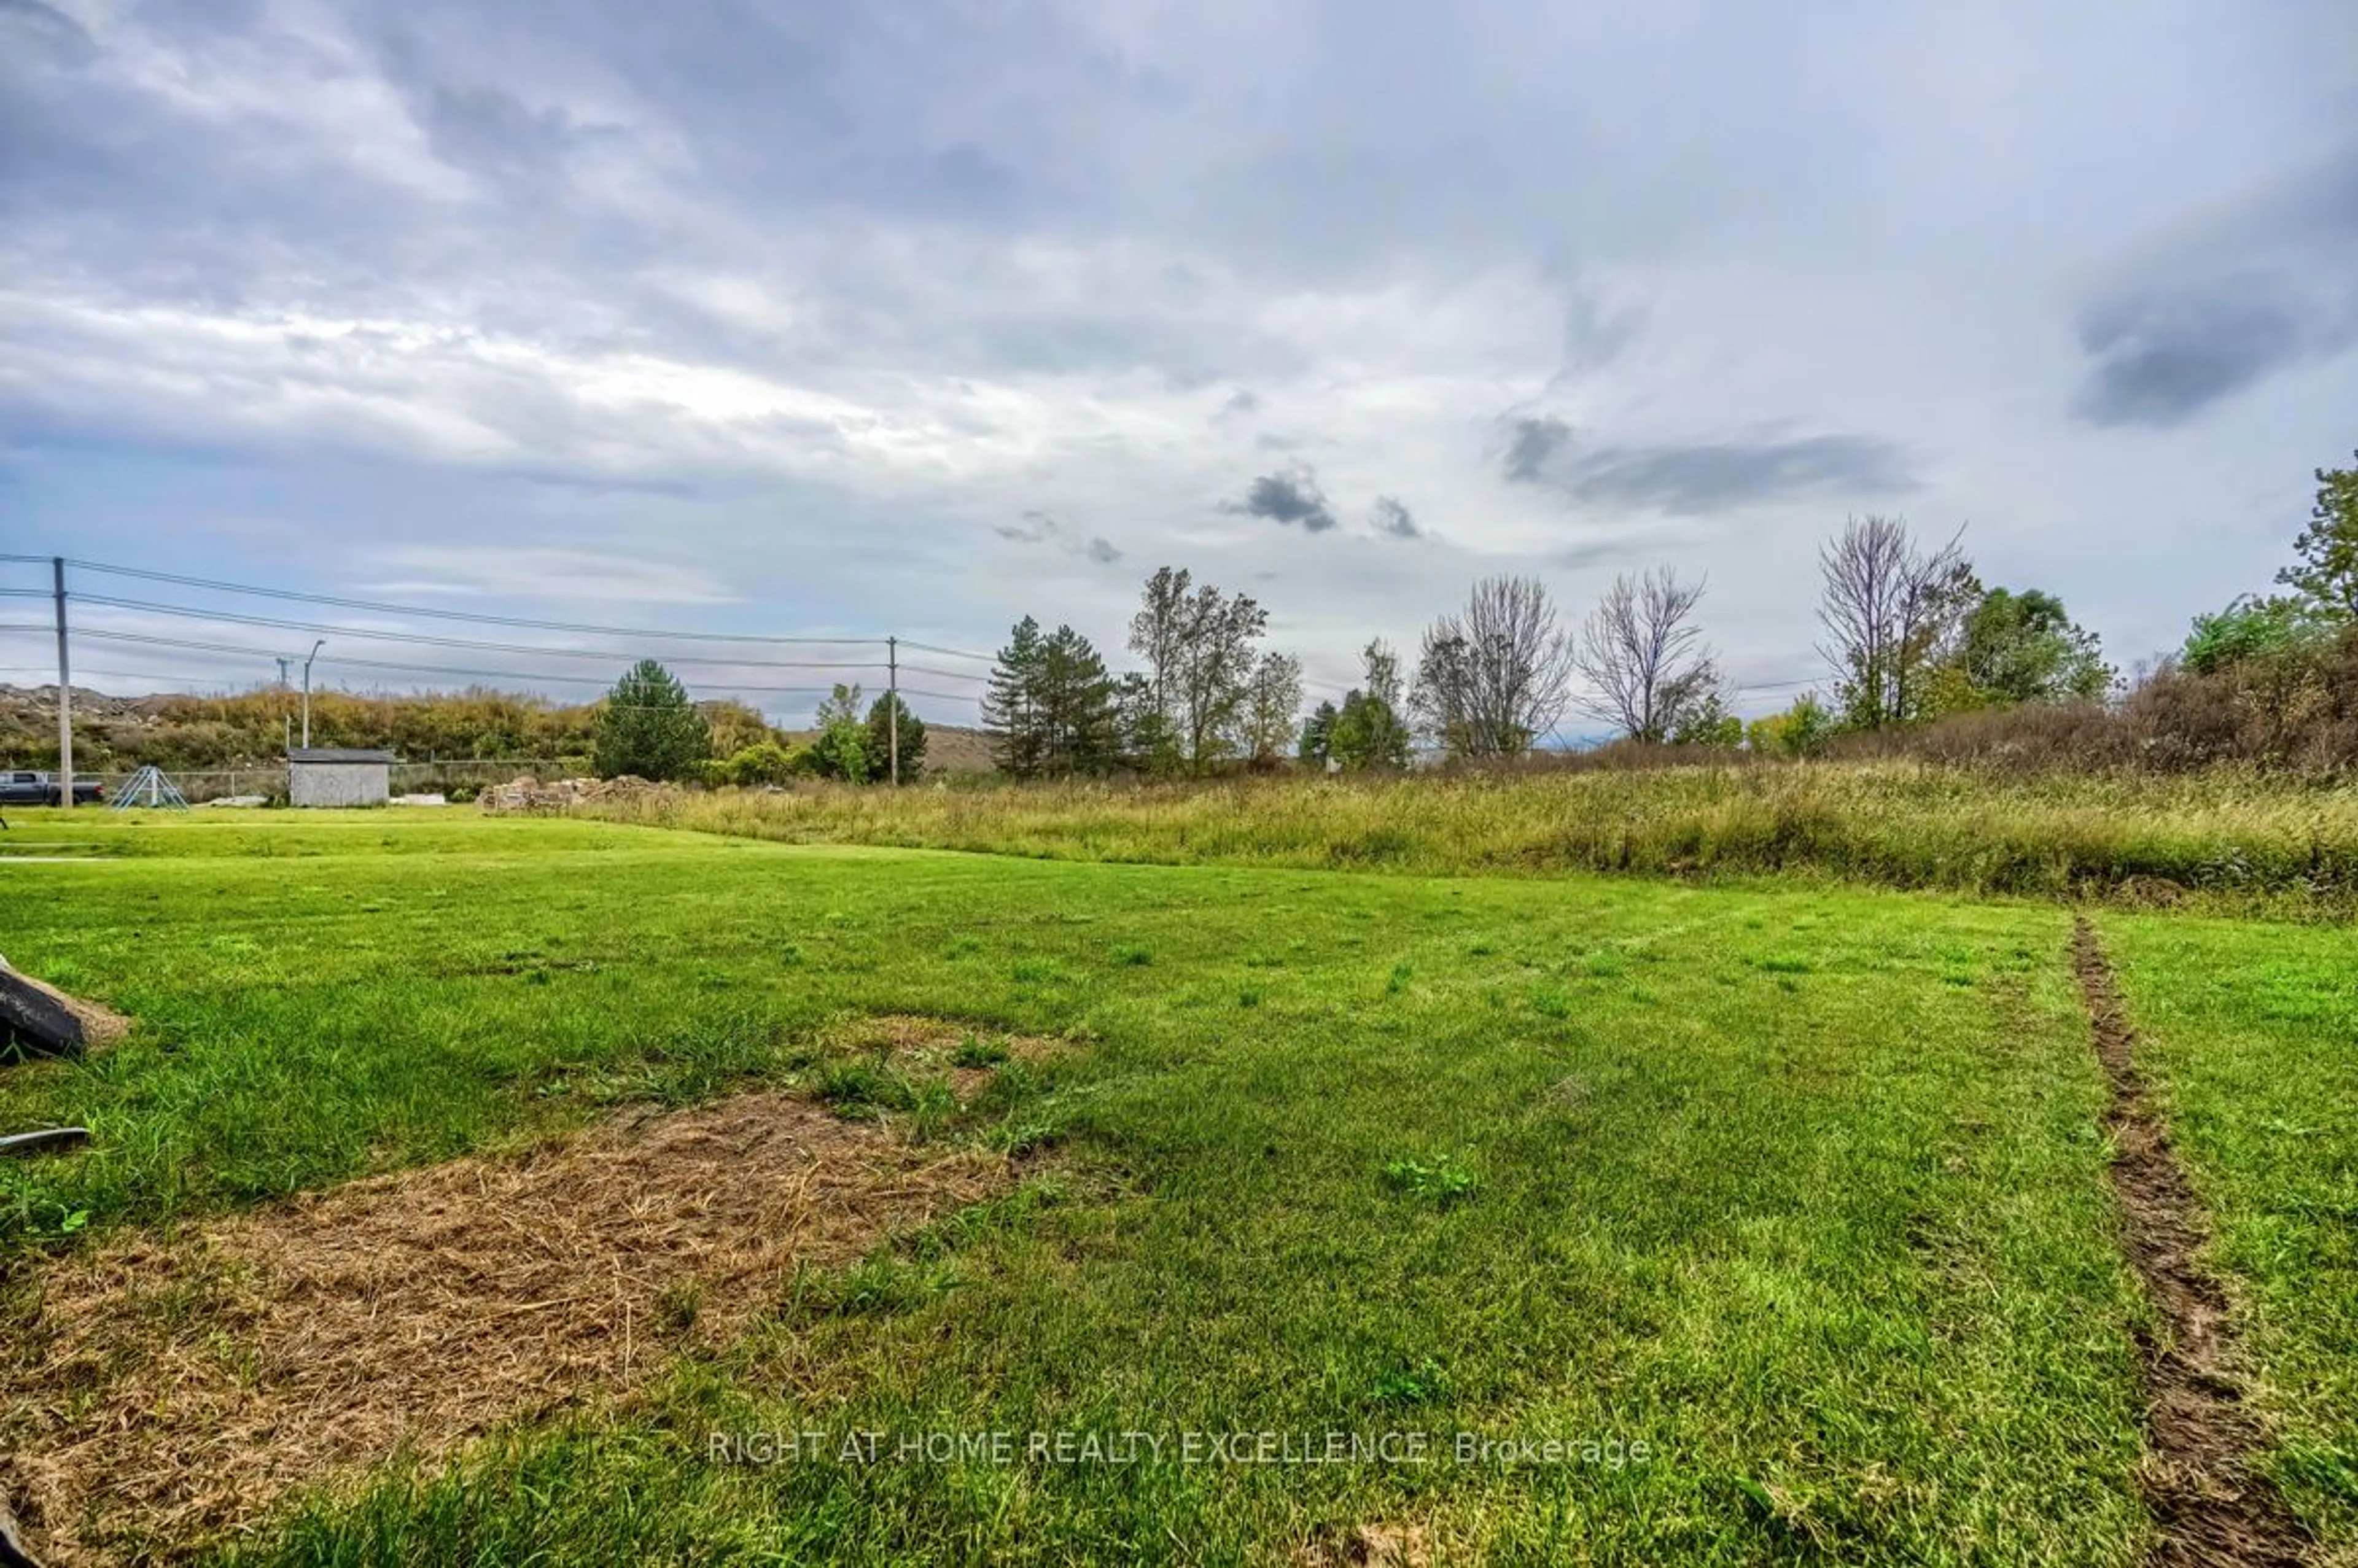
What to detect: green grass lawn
<box><xmin>0</xmin><ymin>808</ymin><xmax>2336</xmax><ymax>1563</ymax></box>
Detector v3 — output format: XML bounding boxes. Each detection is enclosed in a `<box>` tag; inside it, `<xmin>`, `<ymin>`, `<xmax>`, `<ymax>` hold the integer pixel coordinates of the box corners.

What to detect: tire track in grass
<box><xmin>2072</xmin><ymin>918</ymin><xmax>2309</xmax><ymax>1567</ymax></box>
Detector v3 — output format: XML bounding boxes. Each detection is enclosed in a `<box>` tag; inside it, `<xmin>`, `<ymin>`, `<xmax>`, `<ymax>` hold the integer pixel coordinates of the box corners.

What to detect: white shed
<box><xmin>287</xmin><ymin>748</ymin><xmax>395</xmax><ymax>808</ymax></box>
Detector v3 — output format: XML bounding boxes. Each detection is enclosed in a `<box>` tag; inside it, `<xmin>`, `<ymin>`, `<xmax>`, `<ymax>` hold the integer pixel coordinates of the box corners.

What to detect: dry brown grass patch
<box><xmin>1290</xmin><ymin>1521</ymin><xmax>1434</xmax><ymax>1567</ymax></box>
<box><xmin>828</xmin><ymin>1012</ymin><xmax>1060</xmax><ymax>1061</ymax></box>
<box><xmin>827</xmin><ymin>1014</ymin><xmax>1065</xmax><ymax>1098</ymax></box>
<box><xmin>5</xmin><ymin>1093</ymin><xmax>1014</xmax><ymax>1564</ymax></box>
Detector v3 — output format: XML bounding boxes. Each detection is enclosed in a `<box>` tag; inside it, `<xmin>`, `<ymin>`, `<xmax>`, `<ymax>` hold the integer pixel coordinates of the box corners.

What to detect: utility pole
<box><xmin>887</xmin><ymin>635</ymin><xmax>900</xmax><ymax>787</ymax></box>
<box><xmin>52</xmin><ymin>557</ymin><xmax>71</xmax><ymax>810</ymax></box>
<box><xmin>301</xmin><ymin>638</ymin><xmax>325</xmax><ymax>748</ymax></box>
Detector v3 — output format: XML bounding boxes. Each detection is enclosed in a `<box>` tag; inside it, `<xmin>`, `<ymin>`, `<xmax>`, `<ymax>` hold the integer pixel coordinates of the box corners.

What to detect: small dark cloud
<box><xmin>1222</xmin><ymin>388</ymin><xmax>1261</xmax><ymax>416</ymax></box>
<box><xmin>1503</xmin><ymin>416</ymin><xmax>1571</xmax><ymax>483</ymax></box>
<box><xmin>1500</xmin><ymin>416</ymin><xmax>1913</xmax><ymax>513</ymax></box>
<box><xmin>1370</xmin><ymin>495</ymin><xmax>1419</xmax><ymax>538</ymax></box>
<box><xmin>380</xmin><ymin>32</ymin><xmax>614</xmax><ymax>190</ymax></box>
<box><xmin>1225</xmin><ymin>465</ymin><xmax>1336</xmax><ymax>531</ymax></box>
<box><xmin>995</xmin><ymin>509</ymin><xmax>1121</xmax><ymax>564</ymax></box>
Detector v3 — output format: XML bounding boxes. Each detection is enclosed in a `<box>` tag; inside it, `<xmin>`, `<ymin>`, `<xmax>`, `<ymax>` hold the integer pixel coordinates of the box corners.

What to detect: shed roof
<box><xmin>287</xmin><ymin>748</ymin><xmax>397</xmax><ymax>764</ymax></box>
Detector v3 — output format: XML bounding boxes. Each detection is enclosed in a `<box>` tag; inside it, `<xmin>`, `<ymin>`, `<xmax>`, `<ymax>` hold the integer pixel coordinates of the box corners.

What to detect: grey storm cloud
<box><xmin>1227</xmin><ymin>466</ymin><xmax>1337</xmax><ymax>532</ymax></box>
<box><xmin>1369</xmin><ymin>496</ymin><xmax>1420</xmax><ymax>538</ymax></box>
<box><xmin>1502</xmin><ymin>418</ymin><xmax>1914</xmax><ymax>513</ymax></box>
<box><xmin>2073</xmin><ymin>147</ymin><xmax>2358</xmax><ymax>428</ymax></box>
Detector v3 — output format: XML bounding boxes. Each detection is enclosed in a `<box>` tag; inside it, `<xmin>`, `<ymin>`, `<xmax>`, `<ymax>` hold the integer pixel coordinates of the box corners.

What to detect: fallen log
<box><xmin>0</xmin><ymin>970</ymin><xmax>84</xmax><ymax>1060</ymax></box>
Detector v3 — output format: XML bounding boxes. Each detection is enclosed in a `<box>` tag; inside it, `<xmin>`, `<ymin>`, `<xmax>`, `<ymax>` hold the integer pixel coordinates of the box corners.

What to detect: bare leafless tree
<box><xmin>1572</xmin><ymin>567</ymin><xmax>1719</xmax><ymax>743</ymax></box>
<box><xmin>1411</xmin><ymin>575</ymin><xmax>1578</xmax><ymax>757</ymax></box>
<box><xmin>1816</xmin><ymin>515</ymin><xmax>1970</xmax><ymax>728</ymax></box>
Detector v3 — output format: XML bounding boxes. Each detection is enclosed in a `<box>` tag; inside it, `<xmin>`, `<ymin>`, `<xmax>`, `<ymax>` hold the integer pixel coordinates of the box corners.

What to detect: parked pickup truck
<box><xmin>0</xmin><ymin>770</ymin><xmax>104</xmax><ymax>806</ymax></box>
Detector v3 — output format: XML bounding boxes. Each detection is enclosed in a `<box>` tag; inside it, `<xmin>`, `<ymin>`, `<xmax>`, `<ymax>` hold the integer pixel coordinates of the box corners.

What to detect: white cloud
<box><xmin>3</xmin><ymin>0</ymin><xmax>2354</xmax><ymax>724</ymax></box>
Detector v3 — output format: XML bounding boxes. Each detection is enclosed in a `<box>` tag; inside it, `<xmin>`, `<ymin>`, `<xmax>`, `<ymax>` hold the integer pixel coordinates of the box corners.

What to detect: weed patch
<box><xmin>1379</xmin><ymin>1154</ymin><xmax>1479</xmax><ymax>1207</ymax></box>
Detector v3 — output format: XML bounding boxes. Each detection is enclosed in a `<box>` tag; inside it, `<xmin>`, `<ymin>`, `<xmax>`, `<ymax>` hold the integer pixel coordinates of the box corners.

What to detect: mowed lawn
<box><xmin>0</xmin><ymin>809</ymin><xmax>2324</xmax><ymax>1564</ymax></box>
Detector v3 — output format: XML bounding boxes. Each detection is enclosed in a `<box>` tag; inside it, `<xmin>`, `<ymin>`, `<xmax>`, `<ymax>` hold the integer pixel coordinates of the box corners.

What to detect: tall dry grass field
<box><xmin>580</xmin><ymin>761</ymin><xmax>2358</xmax><ymax>912</ymax></box>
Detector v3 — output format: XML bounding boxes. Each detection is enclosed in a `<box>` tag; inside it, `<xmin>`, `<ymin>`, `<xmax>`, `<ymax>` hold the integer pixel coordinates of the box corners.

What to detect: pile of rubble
<box><xmin>477</xmin><ymin>775</ymin><xmax>666</xmax><ymax>814</ymax></box>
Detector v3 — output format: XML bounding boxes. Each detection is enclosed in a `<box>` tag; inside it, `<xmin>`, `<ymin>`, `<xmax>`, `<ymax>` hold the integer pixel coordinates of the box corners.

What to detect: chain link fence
<box><xmin>93</xmin><ymin>757</ymin><xmax>591</xmax><ymax>805</ymax></box>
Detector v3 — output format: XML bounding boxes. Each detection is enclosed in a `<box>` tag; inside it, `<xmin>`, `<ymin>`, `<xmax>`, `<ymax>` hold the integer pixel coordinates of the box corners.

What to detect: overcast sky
<box><xmin>4</xmin><ymin>0</ymin><xmax>2354</xmax><ymax>725</ymax></box>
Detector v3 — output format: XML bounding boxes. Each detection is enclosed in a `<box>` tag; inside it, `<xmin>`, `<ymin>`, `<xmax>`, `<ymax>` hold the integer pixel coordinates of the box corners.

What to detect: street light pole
<box><xmin>53</xmin><ymin>557</ymin><xmax>72</xmax><ymax>810</ymax></box>
<box><xmin>301</xmin><ymin>639</ymin><xmax>325</xmax><ymax>748</ymax></box>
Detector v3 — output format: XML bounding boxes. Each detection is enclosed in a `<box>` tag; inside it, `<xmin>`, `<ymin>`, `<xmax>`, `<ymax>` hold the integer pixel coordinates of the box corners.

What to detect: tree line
<box><xmin>976</xmin><ymin>444</ymin><xmax>2356</xmax><ymax>775</ymax></box>
<box><xmin>975</xmin><ymin>529</ymin><xmax>2146</xmax><ymax>775</ymax></box>
<box><xmin>36</xmin><ymin>448</ymin><xmax>2343</xmax><ymax>783</ymax></box>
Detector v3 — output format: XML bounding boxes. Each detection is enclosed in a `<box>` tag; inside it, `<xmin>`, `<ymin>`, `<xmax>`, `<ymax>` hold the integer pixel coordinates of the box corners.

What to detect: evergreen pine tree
<box><xmin>982</xmin><ymin>618</ymin><xmax>1049</xmax><ymax>778</ymax></box>
<box><xmin>594</xmin><ymin>659</ymin><xmax>710</xmax><ymax>781</ymax></box>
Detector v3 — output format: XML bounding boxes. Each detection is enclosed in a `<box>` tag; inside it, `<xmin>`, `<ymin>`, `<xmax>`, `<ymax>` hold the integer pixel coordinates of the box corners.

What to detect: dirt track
<box><xmin>2072</xmin><ymin>918</ymin><xmax>2309</xmax><ymax>1567</ymax></box>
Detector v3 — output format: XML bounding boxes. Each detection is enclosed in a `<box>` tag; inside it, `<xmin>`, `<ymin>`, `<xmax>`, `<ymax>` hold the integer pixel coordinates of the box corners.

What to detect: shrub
<box><xmin>712</xmin><ymin>742</ymin><xmax>807</xmax><ymax>788</ymax></box>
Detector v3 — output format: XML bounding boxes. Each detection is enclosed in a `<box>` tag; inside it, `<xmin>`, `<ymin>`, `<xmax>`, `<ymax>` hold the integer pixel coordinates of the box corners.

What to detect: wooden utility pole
<box><xmin>887</xmin><ymin>635</ymin><xmax>900</xmax><ymax>787</ymax></box>
<box><xmin>52</xmin><ymin>557</ymin><xmax>71</xmax><ymax>810</ymax></box>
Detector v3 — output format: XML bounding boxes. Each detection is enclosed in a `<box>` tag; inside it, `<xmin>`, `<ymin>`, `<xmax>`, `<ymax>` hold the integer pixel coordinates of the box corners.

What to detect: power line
<box><xmin>0</xmin><ymin>663</ymin><xmax>241</xmax><ymax>688</ymax></box>
<box><xmin>10</xmin><ymin>561</ymin><xmax>997</xmax><ymax>683</ymax></box>
<box><xmin>0</xmin><ymin>632</ymin><xmax>981</xmax><ymax>707</ymax></box>
<box><xmin>896</xmin><ymin>638</ymin><xmax>995</xmax><ymax>662</ymax></box>
<box><xmin>60</xmin><ymin>558</ymin><xmax>888</xmax><ymax>648</ymax></box>
<box><xmin>26</xmin><ymin>626</ymin><xmax>986</xmax><ymax>693</ymax></box>
<box><xmin>63</xmin><ymin>595</ymin><xmax>903</xmax><ymax>670</ymax></box>
<box><xmin>0</xmin><ymin>664</ymin><xmax>960</xmax><ymax>719</ymax></box>
<box><xmin>54</xmin><ymin>619</ymin><xmax>984</xmax><ymax>686</ymax></box>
